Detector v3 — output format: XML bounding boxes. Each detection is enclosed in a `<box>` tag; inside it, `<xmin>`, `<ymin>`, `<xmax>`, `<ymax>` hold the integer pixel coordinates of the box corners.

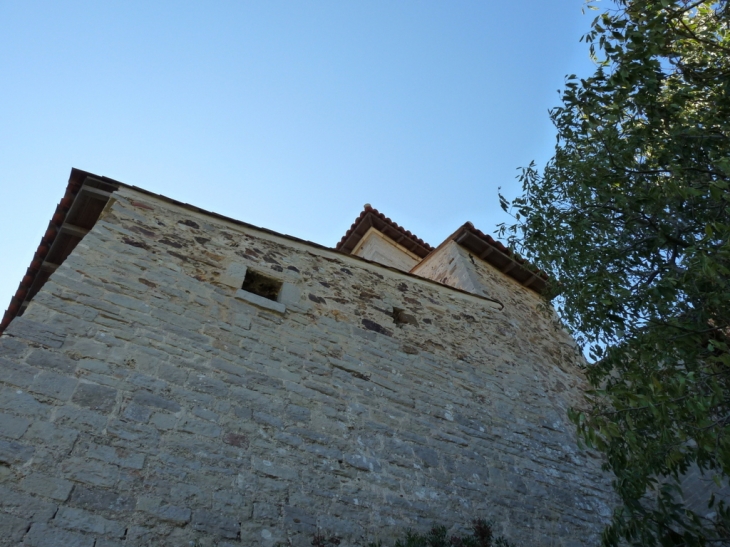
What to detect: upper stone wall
<box><xmin>0</xmin><ymin>186</ymin><xmax>612</xmax><ymax>547</ymax></box>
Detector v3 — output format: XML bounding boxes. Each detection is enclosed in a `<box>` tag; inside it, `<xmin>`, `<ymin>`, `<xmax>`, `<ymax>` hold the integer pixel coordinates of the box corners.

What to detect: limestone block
<box><xmin>60</xmin><ymin>458</ymin><xmax>119</xmax><ymax>488</ymax></box>
<box><xmin>278</xmin><ymin>281</ymin><xmax>301</xmax><ymax>305</ymax></box>
<box><xmin>0</xmin><ymin>512</ymin><xmax>28</xmax><ymax>544</ymax></box>
<box><xmin>4</xmin><ymin>317</ymin><xmax>66</xmax><ymax>348</ymax></box>
<box><xmin>0</xmin><ymin>389</ymin><xmax>48</xmax><ymax>419</ymax></box>
<box><xmin>69</xmin><ymin>485</ymin><xmax>136</xmax><ymax>513</ymax></box>
<box><xmin>0</xmin><ymin>337</ymin><xmax>28</xmax><ymax>358</ymax></box>
<box><xmin>235</xmin><ymin>288</ymin><xmax>286</xmax><ymax>313</ymax></box>
<box><xmin>86</xmin><ymin>443</ymin><xmax>146</xmax><ymax>470</ymax></box>
<box><xmin>122</xmin><ymin>403</ymin><xmax>150</xmax><ymax>423</ymax></box>
<box><xmin>0</xmin><ymin>358</ymin><xmax>37</xmax><ymax>389</ymax></box>
<box><xmin>26</xmin><ymin>349</ymin><xmax>77</xmax><ymax>373</ymax></box>
<box><xmin>22</xmin><ymin>523</ymin><xmax>94</xmax><ymax>547</ymax></box>
<box><xmin>72</xmin><ymin>382</ymin><xmax>117</xmax><ymax>413</ymax></box>
<box><xmin>30</xmin><ymin>371</ymin><xmax>77</xmax><ymax>401</ymax></box>
<box><xmin>21</xmin><ymin>473</ymin><xmax>74</xmax><ymax>501</ymax></box>
<box><xmin>192</xmin><ymin>509</ymin><xmax>240</xmax><ymax>539</ymax></box>
<box><xmin>132</xmin><ymin>391</ymin><xmax>181</xmax><ymax>412</ymax></box>
<box><xmin>219</xmin><ymin>262</ymin><xmax>247</xmax><ymax>288</ymax></box>
<box><xmin>0</xmin><ymin>412</ymin><xmax>30</xmax><ymax>440</ymax></box>
<box><xmin>149</xmin><ymin>504</ymin><xmax>192</xmax><ymax>525</ymax></box>
<box><xmin>54</xmin><ymin>506</ymin><xmax>126</xmax><ymax>538</ymax></box>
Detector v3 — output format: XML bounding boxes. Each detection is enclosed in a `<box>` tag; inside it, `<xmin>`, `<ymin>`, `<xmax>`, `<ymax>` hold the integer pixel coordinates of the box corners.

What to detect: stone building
<box><xmin>0</xmin><ymin>169</ymin><xmax>613</xmax><ymax>546</ymax></box>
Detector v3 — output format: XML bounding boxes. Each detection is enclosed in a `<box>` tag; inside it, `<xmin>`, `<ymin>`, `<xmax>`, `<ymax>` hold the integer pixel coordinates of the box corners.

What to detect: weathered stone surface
<box><xmin>30</xmin><ymin>371</ymin><xmax>77</xmax><ymax>401</ymax></box>
<box><xmin>252</xmin><ymin>457</ymin><xmax>298</xmax><ymax>481</ymax></box>
<box><xmin>147</xmin><ymin>504</ymin><xmax>192</xmax><ymax>525</ymax></box>
<box><xmin>132</xmin><ymin>391</ymin><xmax>181</xmax><ymax>412</ymax></box>
<box><xmin>4</xmin><ymin>317</ymin><xmax>66</xmax><ymax>348</ymax></box>
<box><xmin>192</xmin><ymin>509</ymin><xmax>240</xmax><ymax>539</ymax></box>
<box><xmin>71</xmin><ymin>382</ymin><xmax>117</xmax><ymax>413</ymax></box>
<box><xmin>179</xmin><ymin>415</ymin><xmax>222</xmax><ymax>437</ymax></box>
<box><xmin>283</xmin><ymin>505</ymin><xmax>317</xmax><ymax>534</ymax></box>
<box><xmin>0</xmin><ymin>358</ymin><xmax>38</xmax><ymax>389</ymax></box>
<box><xmin>0</xmin><ymin>512</ymin><xmax>28</xmax><ymax>545</ymax></box>
<box><xmin>94</xmin><ymin>540</ymin><xmax>125</xmax><ymax>547</ymax></box>
<box><xmin>122</xmin><ymin>402</ymin><xmax>152</xmax><ymax>422</ymax></box>
<box><xmin>23</xmin><ymin>523</ymin><xmax>94</xmax><ymax>547</ymax></box>
<box><xmin>0</xmin><ymin>439</ymin><xmax>34</xmax><ymax>465</ymax></box>
<box><xmin>223</xmin><ymin>431</ymin><xmax>249</xmax><ymax>448</ymax></box>
<box><xmin>54</xmin><ymin>506</ymin><xmax>126</xmax><ymax>538</ymax></box>
<box><xmin>69</xmin><ymin>485</ymin><xmax>136</xmax><ymax>513</ymax></box>
<box><xmin>0</xmin><ymin>187</ymin><xmax>615</xmax><ymax>546</ymax></box>
<box><xmin>21</xmin><ymin>473</ymin><xmax>74</xmax><ymax>501</ymax></box>
<box><xmin>220</xmin><ymin>262</ymin><xmax>248</xmax><ymax>288</ymax></box>
<box><xmin>0</xmin><ymin>337</ymin><xmax>28</xmax><ymax>360</ymax></box>
<box><xmin>236</xmin><ymin>288</ymin><xmax>286</xmax><ymax>313</ymax></box>
<box><xmin>26</xmin><ymin>349</ymin><xmax>76</xmax><ymax>373</ymax></box>
<box><xmin>0</xmin><ymin>411</ymin><xmax>30</xmax><ymax>440</ymax></box>
<box><xmin>0</xmin><ymin>484</ymin><xmax>58</xmax><ymax>524</ymax></box>
<box><xmin>53</xmin><ymin>406</ymin><xmax>107</xmax><ymax>434</ymax></box>
<box><xmin>86</xmin><ymin>443</ymin><xmax>146</xmax><ymax>469</ymax></box>
<box><xmin>60</xmin><ymin>458</ymin><xmax>119</xmax><ymax>488</ymax></box>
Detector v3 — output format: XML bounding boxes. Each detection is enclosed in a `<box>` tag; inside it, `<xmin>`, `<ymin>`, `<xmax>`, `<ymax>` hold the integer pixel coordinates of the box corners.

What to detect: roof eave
<box><xmin>0</xmin><ymin>170</ymin><xmax>119</xmax><ymax>334</ymax></box>
<box><xmin>421</xmin><ymin>223</ymin><xmax>549</xmax><ymax>295</ymax></box>
<box><xmin>336</xmin><ymin>206</ymin><xmax>433</xmax><ymax>259</ymax></box>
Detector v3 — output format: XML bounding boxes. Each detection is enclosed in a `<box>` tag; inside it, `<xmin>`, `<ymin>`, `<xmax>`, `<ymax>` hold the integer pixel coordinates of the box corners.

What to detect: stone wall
<box><xmin>0</xmin><ymin>187</ymin><xmax>613</xmax><ymax>546</ymax></box>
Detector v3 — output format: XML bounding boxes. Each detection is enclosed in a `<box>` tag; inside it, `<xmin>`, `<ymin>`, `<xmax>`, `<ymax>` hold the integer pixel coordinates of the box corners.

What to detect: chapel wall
<box><xmin>0</xmin><ymin>187</ymin><xmax>612</xmax><ymax>547</ymax></box>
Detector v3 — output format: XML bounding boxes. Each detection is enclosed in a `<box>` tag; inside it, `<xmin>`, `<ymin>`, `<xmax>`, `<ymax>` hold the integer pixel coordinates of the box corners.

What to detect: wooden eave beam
<box><xmin>40</xmin><ymin>261</ymin><xmax>59</xmax><ymax>273</ymax></box>
<box><xmin>452</xmin><ymin>229</ymin><xmax>547</xmax><ymax>293</ymax></box>
<box><xmin>80</xmin><ymin>186</ymin><xmax>113</xmax><ymax>200</ymax></box>
<box><xmin>479</xmin><ymin>246</ymin><xmax>494</xmax><ymax>260</ymax></box>
<box><xmin>60</xmin><ymin>224</ymin><xmax>90</xmax><ymax>238</ymax></box>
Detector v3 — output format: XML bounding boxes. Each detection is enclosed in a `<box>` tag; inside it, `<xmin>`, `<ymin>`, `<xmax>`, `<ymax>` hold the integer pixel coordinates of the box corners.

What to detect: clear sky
<box><xmin>0</xmin><ymin>1</ymin><xmax>598</xmax><ymax>314</ymax></box>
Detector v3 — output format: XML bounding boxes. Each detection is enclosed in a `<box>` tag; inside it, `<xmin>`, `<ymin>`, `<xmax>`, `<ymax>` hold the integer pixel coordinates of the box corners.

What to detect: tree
<box><xmin>499</xmin><ymin>1</ymin><xmax>730</xmax><ymax>545</ymax></box>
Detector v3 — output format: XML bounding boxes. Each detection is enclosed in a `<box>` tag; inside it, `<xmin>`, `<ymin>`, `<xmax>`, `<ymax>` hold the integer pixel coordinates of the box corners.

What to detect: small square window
<box><xmin>241</xmin><ymin>270</ymin><xmax>283</xmax><ymax>302</ymax></box>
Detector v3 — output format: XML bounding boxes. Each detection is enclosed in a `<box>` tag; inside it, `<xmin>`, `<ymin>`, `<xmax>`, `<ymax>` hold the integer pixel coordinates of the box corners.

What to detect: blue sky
<box><xmin>0</xmin><ymin>1</ymin><xmax>598</xmax><ymax>313</ymax></box>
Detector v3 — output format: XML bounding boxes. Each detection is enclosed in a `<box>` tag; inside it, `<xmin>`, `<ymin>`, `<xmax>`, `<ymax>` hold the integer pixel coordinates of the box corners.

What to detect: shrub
<box><xmin>364</xmin><ymin>519</ymin><xmax>515</xmax><ymax>547</ymax></box>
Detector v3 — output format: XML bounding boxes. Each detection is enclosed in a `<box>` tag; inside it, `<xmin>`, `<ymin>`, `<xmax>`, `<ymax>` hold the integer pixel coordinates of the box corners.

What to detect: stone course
<box><xmin>0</xmin><ymin>187</ymin><xmax>613</xmax><ymax>546</ymax></box>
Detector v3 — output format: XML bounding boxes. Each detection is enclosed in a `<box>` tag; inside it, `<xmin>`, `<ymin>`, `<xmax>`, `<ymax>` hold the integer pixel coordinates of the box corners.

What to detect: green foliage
<box><xmin>500</xmin><ymin>1</ymin><xmax>730</xmax><ymax>545</ymax></box>
<box><xmin>366</xmin><ymin>519</ymin><xmax>514</xmax><ymax>547</ymax></box>
<box><xmin>312</xmin><ymin>531</ymin><xmax>342</xmax><ymax>547</ymax></box>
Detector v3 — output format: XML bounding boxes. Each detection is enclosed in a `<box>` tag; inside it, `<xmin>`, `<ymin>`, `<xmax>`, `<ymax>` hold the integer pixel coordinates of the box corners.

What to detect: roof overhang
<box><xmin>0</xmin><ymin>169</ymin><xmax>120</xmax><ymax>333</ymax></box>
<box><xmin>336</xmin><ymin>205</ymin><xmax>433</xmax><ymax>259</ymax></box>
<box><xmin>2</xmin><ymin>171</ymin><xmax>548</xmax><ymax>336</ymax></box>
<box><xmin>434</xmin><ymin>223</ymin><xmax>549</xmax><ymax>294</ymax></box>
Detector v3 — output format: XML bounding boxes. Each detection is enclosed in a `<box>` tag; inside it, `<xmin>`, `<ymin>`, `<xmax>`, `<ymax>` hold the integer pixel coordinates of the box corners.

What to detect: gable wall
<box><xmin>351</xmin><ymin>228</ymin><xmax>421</xmax><ymax>272</ymax></box>
<box><xmin>411</xmin><ymin>241</ymin><xmax>486</xmax><ymax>298</ymax></box>
<box><xmin>0</xmin><ymin>187</ymin><xmax>612</xmax><ymax>546</ymax></box>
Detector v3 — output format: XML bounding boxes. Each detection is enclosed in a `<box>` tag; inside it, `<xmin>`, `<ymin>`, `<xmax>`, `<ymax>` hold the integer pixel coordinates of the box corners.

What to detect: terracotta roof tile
<box><xmin>336</xmin><ymin>205</ymin><xmax>433</xmax><ymax>258</ymax></box>
<box><xmin>1</xmin><ymin>181</ymin><xmax>79</xmax><ymax>333</ymax></box>
<box><xmin>0</xmin><ymin>169</ymin><xmax>117</xmax><ymax>335</ymax></box>
<box><xmin>442</xmin><ymin>222</ymin><xmax>549</xmax><ymax>293</ymax></box>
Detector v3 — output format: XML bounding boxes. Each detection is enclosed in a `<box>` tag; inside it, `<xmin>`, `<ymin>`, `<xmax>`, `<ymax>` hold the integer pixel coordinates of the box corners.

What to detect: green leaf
<box><xmin>503</xmin><ymin>0</ymin><xmax>730</xmax><ymax>544</ymax></box>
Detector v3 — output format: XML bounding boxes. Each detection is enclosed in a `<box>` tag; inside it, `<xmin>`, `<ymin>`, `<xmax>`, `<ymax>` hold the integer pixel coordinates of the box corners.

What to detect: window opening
<box><xmin>241</xmin><ymin>270</ymin><xmax>283</xmax><ymax>302</ymax></box>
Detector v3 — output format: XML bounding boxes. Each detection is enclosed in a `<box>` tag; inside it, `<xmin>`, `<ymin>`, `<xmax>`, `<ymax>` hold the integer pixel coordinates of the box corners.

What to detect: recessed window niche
<box><xmin>222</xmin><ymin>261</ymin><xmax>300</xmax><ymax>314</ymax></box>
<box><xmin>241</xmin><ymin>269</ymin><xmax>282</xmax><ymax>302</ymax></box>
